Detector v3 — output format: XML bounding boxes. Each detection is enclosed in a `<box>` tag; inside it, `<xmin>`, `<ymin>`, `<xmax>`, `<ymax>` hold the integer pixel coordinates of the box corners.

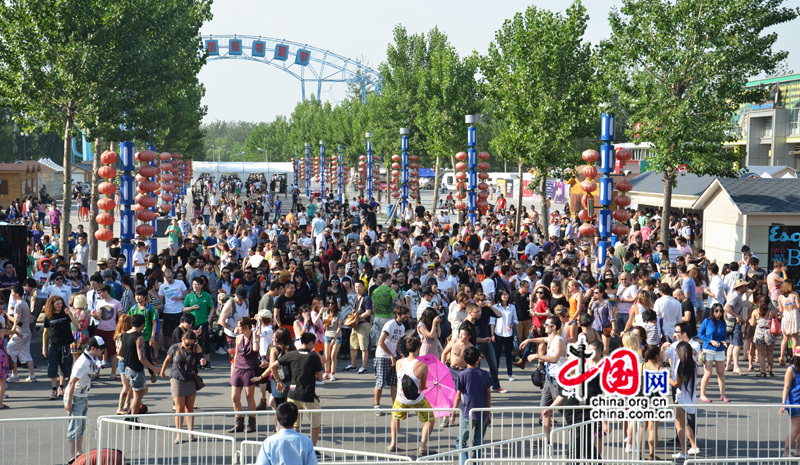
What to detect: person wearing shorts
<box><xmin>528</xmin><ymin>316</ymin><xmax>566</xmax><ymax>438</ymax></box>
<box><xmin>699</xmin><ymin>303</ymin><xmax>730</xmax><ymax>402</ymax></box>
<box><xmin>120</xmin><ymin>315</ymin><xmax>158</xmax><ymax>418</ymax></box>
<box><xmin>64</xmin><ymin>336</ymin><xmax>106</xmax><ymax>459</ymax></box>
<box><xmin>346</xmin><ymin>283</ymin><xmax>372</xmax><ymax>374</ymax></box>
<box><xmin>6</xmin><ymin>286</ymin><xmax>35</xmax><ymax>382</ymax></box>
<box><xmin>388</xmin><ymin>336</ymin><xmax>435</xmax><ymax>455</ymax></box>
<box><xmin>272</xmin><ymin>332</ymin><xmax>323</xmax><ymax>446</ymax></box>
<box><xmin>373</xmin><ymin>307</ymin><xmax>409</xmax><ymax>413</ymax></box>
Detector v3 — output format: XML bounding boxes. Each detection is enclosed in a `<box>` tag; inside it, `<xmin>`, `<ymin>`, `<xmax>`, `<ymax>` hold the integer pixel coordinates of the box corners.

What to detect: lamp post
<box><xmin>338</xmin><ymin>144</ymin><xmax>344</xmax><ymax>205</ymax></box>
<box><xmin>304</xmin><ymin>143</ymin><xmax>311</xmax><ymax>197</ymax></box>
<box><xmin>319</xmin><ymin>141</ymin><xmax>325</xmax><ymax>199</ymax></box>
<box><xmin>465</xmin><ymin>115</ymin><xmax>479</xmax><ymax>224</ymax></box>
<box><xmin>366</xmin><ymin>132</ymin><xmax>374</xmax><ymax>200</ymax></box>
<box><xmin>597</xmin><ymin>112</ymin><xmax>615</xmax><ymax>267</ymax></box>
<box><xmin>400</xmin><ymin>128</ymin><xmax>410</xmax><ymax>217</ymax></box>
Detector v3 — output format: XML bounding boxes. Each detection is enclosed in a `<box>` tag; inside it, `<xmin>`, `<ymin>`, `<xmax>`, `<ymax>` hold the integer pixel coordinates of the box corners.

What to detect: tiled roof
<box><xmin>629</xmin><ymin>171</ymin><xmax>718</xmax><ymax>197</ymax></box>
<box><xmin>718</xmin><ymin>178</ymin><xmax>800</xmax><ymax>213</ymax></box>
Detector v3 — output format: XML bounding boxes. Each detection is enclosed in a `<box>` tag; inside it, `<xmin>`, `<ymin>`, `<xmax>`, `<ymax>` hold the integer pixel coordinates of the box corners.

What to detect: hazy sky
<box><xmin>199</xmin><ymin>0</ymin><xmax>800</xmax><ymax>125</ymax></box>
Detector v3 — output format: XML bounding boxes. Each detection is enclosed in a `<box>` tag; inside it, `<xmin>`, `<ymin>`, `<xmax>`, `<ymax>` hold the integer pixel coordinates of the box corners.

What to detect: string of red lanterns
<box><xmin>95</xmin><ymin>150</ymin><xmax>118</xmax><ymax>242</ymax></box>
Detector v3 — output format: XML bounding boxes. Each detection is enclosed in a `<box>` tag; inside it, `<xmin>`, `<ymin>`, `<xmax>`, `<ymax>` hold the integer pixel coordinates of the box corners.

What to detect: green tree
<box><xmin>602</xmin><ymin>0</ymin><xmax>799</xmax><ymax>247</ymax></box>
<box><xmin>481</xmin><ymin>1</ymin><xmax>596</xmax><ymax>234</ymax></box>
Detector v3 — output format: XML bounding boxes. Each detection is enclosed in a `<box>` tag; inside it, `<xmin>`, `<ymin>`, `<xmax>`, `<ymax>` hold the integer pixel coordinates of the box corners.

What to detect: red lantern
<box><xmin>139</xmin><ymin>180</ymin><xmax>158</xmax><ymax>192</ymax></box>
<box><xmin>392</xmin><ymin>154</ymin><xmax>401</xmax><ymax>162</ymax></box>
<box><xmin>98</xmin><ymin>182</ymin><xmax>116</xmax><ymax>195</ymax></box>
<box><xmin>456</xmin><ymin>162</ymin><xmax>468</xmax><ymax>171</ymax></box>
<box><xmin>159</xmin><ymin>152</ymin><xmax>171</xmax><ymax>161</ymax></box>
<box><xmin>613</xmin><ymin>195</ymin><xmax>631</xmax><ymax>207</ymax></box>
<box><xmin>95</xmin><ymin>229</ymin><xmax>113</xmax><ymax>242</ymax></box>
<box><xmin>477</xmin><ymin>152</ymin><xmax>490</xmax><ymax>161</ymax></box>
<box><xmin>578</xmin><ymin>209</ymin><xmax>591</xmax><ymax>221</ymax></box>
<box><xmin>161</xmin><ymin>162</ymin><xmax>173</xmax><ymax>172</ymax></box>
<box><xmin>137</xmin><ymin>210</ymin><xmax>157</xmax><ymax>222</ymax></box>
<box><xmin>478</xmin><ymin>191</ymin><xmax>489</xmax><ymax>200</ymax></box>
<box><xmin>477</xmin><ymin>172</ymin><xmax>489</xmax><ymax>180</ymax></box>
<box><xmin>615</xmin><ymin>148</ymin><xmax>633</xmax><ymax>162</ymax></box>
<box><xmin>478</xmin><ymin>182</ymin><xmax>489</xmax><ymax>191</ymax></box>
<box><xmin>580</xmin><ymin>180</ymin><xmax>597</xmax><ymax>193</ymax></box>
<box><xmin>136</xmin><ymin>224</ymin><xmax>155</xmax><ymax>237</ymax></box>
<box><xmin>136</xmin><ymin>195</ymin><xmax>157</xmax><ymax>208</ymax></box>
<box><xmin>455</xmin><ymin>201</ymin><xmax>466</xmax><ymax>210</ymax></box>
<box><xmin>579</xmin><ymin>223</ymin><xmax>597</xmax><ymax>237</ymax></box>
<box><xmin>477</xmin><ymin>200</ymin><xmax>490</xmax><ymax>211</ymax></box>
<box><xmin>477</xmin><ymin>162</ymin><xmax>490</xmax><ymax>171</ymax></box>
<box><xmin>97</xmin><ymin>198</ymin><xmax>116</xmax><ymax>211</ymax></box>
<box><xmin>581</xmin><ymin>193</ymin><xmax>594</xmax><ymax>210</ymax></box>
<box><xmin>392</xmin><ymin>191</ymin><xmax>401</xmax><ymax>198</ymax></box>
<box><xmin>161</xmin><ymin>203</ymin><xmax>173</xmax><ymax>213</ymax></box>
<box><xmin>410</xmin><ymin>163</ymin><xmax>420</xmax><ymax>170</ymax></box>
<box><xmin>96</xmin><ymin>213</ymin><xmax>115</xmax><ymax>226</ymax></box>
<box><xmin>410</xmin><ymin>155</ymin><xmax>419</xmax><ymax>162</ymax></box>
<box><xmin>410</xmin><ymin>170</ymin><xmax>419</xmax><ymax>177</ymax></box>
<box><xmin>409</xmin><ymin>192</ymin><xmax>419</xmax><ymax>199</ymax></box>
<box><xmin>455</xmin><ymin>152</ymin><xmax>467</xmax><ymax>161</ymax></box>
<box><xmin>100</xmin><ymin>150</ymin><xmax>118</xmax><ymax>165</ymax></box>
<box><xmin>615</xmin><ymin>180</ymin><xmax>633</xmax><ymax>192</ymax></box>
<box><xmin>613</xmin><ymin>209</ymin><xmax>631</xmax><ymax>222</ymax></box>
<box><xmin>612</xmin><ymin>224</ymin><xmax>630</xmax><ymax>236</ymax></box>
<box><xmin>136</xmin><ymin>150</ymin><xmax>157</xmax><ymax>163</ymax></box>
<box><xmin>456</xmin><ymin>172</ymin><xmax>467</xmax><ymax>181</ymax></box>
<box><xmin>359</xmin><ymin>155</ymin><xmax>366</xmax><ymax>161</ymax></box>
<box><xmin>582</xmin><ymin>165</ymin><xmax>598</xmax><ymax>180</ymax></box>
<box><xmin>98</xmin><ymin>166</ymin><xmax>117</xmax><ymax>179</ymax></box>
<box><xmin>582</xmin><ymin>149</ymin><xmax>600</xmax><ymax>163</ymax></box>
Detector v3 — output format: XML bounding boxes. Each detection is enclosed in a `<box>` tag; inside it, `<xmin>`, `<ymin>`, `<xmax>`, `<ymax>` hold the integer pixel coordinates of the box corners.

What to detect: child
<box><xmin>451</xmin><ymin>346</ymin><xmax>492</xmax><ymax>465</ymax></box>
<box><xmin>642</xmin><ymin>309</ymin><xmax>661</xmax><ymax>347</ymax></box>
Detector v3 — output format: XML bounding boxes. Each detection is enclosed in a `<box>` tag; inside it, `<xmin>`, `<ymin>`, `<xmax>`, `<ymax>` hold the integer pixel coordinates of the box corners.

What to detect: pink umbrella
<box><xmin>417</xmin><ymin>354</ymin><xmax>457</xmax><ymax>418</ymax></box>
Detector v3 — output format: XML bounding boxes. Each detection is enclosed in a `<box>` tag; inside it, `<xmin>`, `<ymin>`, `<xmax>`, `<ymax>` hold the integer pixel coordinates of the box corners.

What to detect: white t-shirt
<box><xmin>481</xmin><ymin>277</ymin><xmax>496</xmax><ymax>300</ymax></box>
<box><xmin>258</xmin><ymin>324</ymin><xmax>273</xmax><ymax>358</ymax></box>
<box><xmin>132</xmin><ymin>250</ymin><xmax>147</xmax><ymax>275</ymax></box>
<box><xmin>654</xmin><ymin>296</ymin><xmax>683</xmax><ymax>340</ymax></box>
<box><xmin>375</xmin><ymin>319</ymin><xmax>406</xmax><ymax>359</ymax></box>
<box><xmin>68</xmin><ymin>352</ymin><xmax>99</xmax><ymax>398</ymax></box>
<box><xmin>616</xmin><ymin>284</ymin><xmax>638</xmax><ymax>315</ymax></box>
<box><xmin>34</xmin><ymin>270</ymin><xmax>52</xmax><ymax>297</ymax></box>
<box><xmin>74</xmin><ymin>243</ymin><xmax>89</xmax><ymax>268</ymax></box>
<box><xmin>158</xmin><ymin>280</ymin><xmax>188</xmax><ymax>314</ymax></box>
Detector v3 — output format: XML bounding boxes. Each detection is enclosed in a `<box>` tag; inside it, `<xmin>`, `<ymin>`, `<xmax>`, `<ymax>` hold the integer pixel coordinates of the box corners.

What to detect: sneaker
<box><xmin>316</xmin><ymin>380</ymin><xmax>325</xmax><ymax>386</ymax></box>
<box><xmin>25</xmin><ymin>375</ymin><xmax>37</xmax><ymax>382</ymax></box>
<box><xmin>329</xmin><ymin>373</ymin><xmax>336</xmax><ymax>381</ymax></box>
<box><xmin>671</xmin><ymin>452</ymin><xmax>688</xmax><ymax>459</ymax></box>
<box><xmin>508</xmin><ymin>376</ymin><xmax>516</xmax><ymax>382</ymax></box>
<box><xmin>57</xmin><ymin>386</ymin><xmax>64</xmax><ymax>397</ymax></box>
<box><xmin>357</xmin><ymin>367</ymin><xmax>366</xmax><ymax>374</ymax></box>
<box><xmin>215</xmin><ymin>347</ymin><xmax>227</xmax><ymax>355</ymax></box>
<box><xmin>374</xmin><ymin>405</ymin><xmax>382</xmax><ymax>416</ymax></box>
<box><xmin>625</xmin><ymin>444</ymin><xmax>633</xmax><ymax>453</ymax></box>
<box><xmin>322</xmin><ymin>372</ymin><xmax>329</xmax><ymax>380</ymax></box>
<box><xmin>49</xmin><ymin>389</ymin><xmax>58</xmax><ymax>401</ymax></box>
<box><xmin>440</xmin><ymin>417</ymin><xmax>450</xmax><ymax>428</ymax></box>
<box><xmin>344</xmin><ymin>365</ymin><xmax>354</xmax><ymax>371</ymax></box>
<box><xmin>6</xmin><ymin>375</ymin><xmax>19</xmax><ymax>383</ymax></box>
<box><xmin>688</xmin><ymin>447</ymin><xmax>701</xmax><ymax>455</ymax></box>
<box><xmin>493</xmin><ymin>387</ymin><xmax>507</xmax><ymax>393</ymax></box>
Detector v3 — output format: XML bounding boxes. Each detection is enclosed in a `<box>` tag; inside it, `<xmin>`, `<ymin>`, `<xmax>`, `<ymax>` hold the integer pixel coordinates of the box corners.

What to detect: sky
<box><xmin>198</xmin><ymin>0</ymin><xmax>800</xmax><ymax>126</ymax></box>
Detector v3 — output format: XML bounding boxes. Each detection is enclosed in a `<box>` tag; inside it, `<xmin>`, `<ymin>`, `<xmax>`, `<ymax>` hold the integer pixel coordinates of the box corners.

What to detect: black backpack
<box><xmin>401</xmin><ymin>362</ymin><xmax>420</xmax><ymax>400</ymax></box>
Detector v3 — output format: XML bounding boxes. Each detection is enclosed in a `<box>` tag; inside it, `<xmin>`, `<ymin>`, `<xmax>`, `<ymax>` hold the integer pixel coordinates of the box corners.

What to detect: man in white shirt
<box><xmin>132</xmin><ymin>242</ymin><xmax>148</xmax><ymax>276</ymax></box>
<box><xmin>435</xmin><ymin>267</ymin><xmax>455</xmax><ymax>300</ymax></box>
<box><xmin>44</xmin><ymin>272</ymin><xmax>72</xmax><ymax>303</ymax></box>
<box><xmin>705</xmin><ymin>262</ymin><xmax>727</xmax><ymax>309</ymax></box>
<box><xmin>311</xmin><ymin>213</ymin><xmax>326</xmax><ymax>237</ymax></box>
<box><xmin>654</xmin><ymin>283</ymin><xmax>683</xmax><ymax>343</ymax></box>
<box><xmin>315</xmin><ymin>229</ymin><xmax>331</xmax><ymax>256</ymax></box>
<box><xmin>373</xmin><ymin>307</ymin><xmax>410</xmax><ymax>411</ymax></box>
<box><xmin>615</xmin><ymin>273</ymin><xmax>638</xmax><ymax>333</ymax></box>
<box><xmin>370</xmin><ymin>246</ymin><xmax>391</xmax><ymax>270</ymax></box>
<box><xmin>72</xmin><ymin>235</ymin><xmax>89</xmax><ymax>270</ymax></box>
<box><xmin>158</xmin><ymin>269</ymin><xmax>188</xmax><ymax>346</ymax></box>
<box><xmin>64</xmin><ymin>336</ymin><xmax>106</xmax><ymax>458</ymax></box>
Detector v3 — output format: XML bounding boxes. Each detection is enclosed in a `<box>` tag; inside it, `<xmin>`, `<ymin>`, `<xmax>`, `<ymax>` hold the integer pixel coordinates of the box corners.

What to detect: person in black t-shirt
<box><xmin>274</xmin><ymin>282</ymin><xmax>298</xmax><ymax>335</ymax></box>
<box><xmin>120</xmin><ymin>314</ymin><xmax>159</xmax><ymax>417</ymax></box>
<box><xmin>271</xmin><ymin>332</ymin><xmax>323</xmax><ymax>445</ymax></box>
<box><xmin>43</xmin><ymin>295</ymin><xmax>79</xmax><ymax>400</ymax></box>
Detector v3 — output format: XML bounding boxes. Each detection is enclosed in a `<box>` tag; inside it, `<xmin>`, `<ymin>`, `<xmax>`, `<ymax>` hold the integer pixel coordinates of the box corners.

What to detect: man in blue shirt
<box><xmin>255</xmin><ymin>402</ymin><xmax>317</xmax><ymax>465</ymax></box>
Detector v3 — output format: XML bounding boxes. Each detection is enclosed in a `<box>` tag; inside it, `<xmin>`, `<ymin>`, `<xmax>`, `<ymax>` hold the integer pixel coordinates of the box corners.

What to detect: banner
<box><xmin>769</xmin><ymin>225</ymin><xmax>800</xmax><ymax>287</ymax></box>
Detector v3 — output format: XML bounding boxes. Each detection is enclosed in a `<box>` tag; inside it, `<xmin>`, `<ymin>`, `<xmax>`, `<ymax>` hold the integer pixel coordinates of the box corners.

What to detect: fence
<box><xmin>97</xmin><ymin>416</ymin><xmax>236</xmax><ymax>464</ymax></box>
<box><xmin>420</xmin><ymin>432</ymin><xmax>548</xmax><ymax>464</ymax></box>
<box><xmin>239</xmin><ymin>440</ymin><xmax>414</xmax><ymax>464</ymax></box>
<box><xmin>0</xmin><ymin>416</ymin><xmax>89</xmax><ymax>465</ymax></box>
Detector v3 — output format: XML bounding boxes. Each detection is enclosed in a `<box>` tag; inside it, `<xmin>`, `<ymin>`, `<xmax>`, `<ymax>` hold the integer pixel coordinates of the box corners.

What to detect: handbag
<box><xmin>725</xmin><ymin>317</ymin><xmax>736</xmax><ymax>337</ymax></box>
<box><xmin>771</xmin><ymin>317</ymin><xmax>782</xmax><ymax>336</ymax></box>
<box><xmin>180</xmin><ymin>347</ymin><xmax>204</xmax><ymax>391</ymax></box>
<box><xmin>531</xmin><ymin>367</ymin><xmax>546</xmax><ymax>389</ymax></box>
<box><xmin>345</xmin><ymin>296</ymin><xmax>363</xmax><ymax>329</ymax></box>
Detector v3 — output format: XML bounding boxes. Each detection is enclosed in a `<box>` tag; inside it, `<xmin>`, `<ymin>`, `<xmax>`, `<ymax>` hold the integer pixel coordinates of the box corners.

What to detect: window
<box><xmin>791</xmin><ymin>108</ymin><xmax>800</xmax><ymax>136</ymax></box>
<box><xmin>761</xmin><ymin>117</ymin><xmax>773</xmax><ymax>138</ymax></box>
<box><xmin>0</xmin><ymin>180</ymin><xmax>8</xmax><ymax>195</ymax></box>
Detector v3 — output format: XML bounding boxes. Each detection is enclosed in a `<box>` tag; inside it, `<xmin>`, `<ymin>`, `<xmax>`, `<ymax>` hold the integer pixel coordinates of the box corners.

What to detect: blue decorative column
<box><xmin>400</xmin><ymin>128</ymin><xmax>410</xmax><ymax>217</ymax></box>
<box><xmin>319</xmin><ymin>141</ymin><xmax>325</xmax><ymax>199</ymax></box>
<box><xmin>366</xmin><ymin>132</ymin><xmax>374</xmax><ymax>200</ymax></box>
<box><xmin>147</xmin><ymin>144</ymin><xmax>158</xmax><ymax>254</ymax></box>
<box><xmin>465</xmin><ymin>115</ymin><xmax>479</xmax><ymax>224</ymax></box>
<box><xmin>337</xmin><ymin>144</ymin><xmax>344</xmax><ymax>205</ymax></box>
<box><xmin>304</xmin><ymin>143</ymin><xmax>310</xmax><ymax>197</ymax></box>
<box><xmin>597</xmin><ymin>113</ymin><xmax>616</xmax><ymax>267</ymax></box>
<box><xmin>119</xmin><ymin>141</ymin><xmax>136</xmax><ymax>274</ymax></box>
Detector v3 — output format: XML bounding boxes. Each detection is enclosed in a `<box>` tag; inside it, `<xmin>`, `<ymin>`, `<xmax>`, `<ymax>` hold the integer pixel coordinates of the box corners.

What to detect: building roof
<box><xmin>16</xmin><ymin>160</ymin><xmax>56</xmax><ymax>174</ymax></box>
<box><xmin>741</xmin><ymin>165</ymin><xmax>796</xmax><ymax>179</ymax></box>
<box><xmin>629</xmin><ymin>170</ymin><xmax>718</xmax><ymax>197</ymax></box>
<box><xmin>73</xmin><ymin>163</ymin><xmax>93</xmax><ymax>173</ymax></box>
<box><xmin>0</xmin><ymin>162</ymin><xmax>40</xmax><ymax>173</ymax></box>
<box><xmin>745</xmin><ymin>73</ymin><xmax>800</xmax><ymax>88</ymax></box>
<box><xmin>37</xmin><ymin>158</ymin><xmax>64</xmax><ymax>173</ymax></box>
<box><xmin>716</xmin><ymin>178</ymin><xmax>800</xmax><ymax>213</ymax></box>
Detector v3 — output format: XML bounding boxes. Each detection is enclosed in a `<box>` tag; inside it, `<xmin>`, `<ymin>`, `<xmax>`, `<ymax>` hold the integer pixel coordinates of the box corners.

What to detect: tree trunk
<box><xmin>515</xmin><ymin>157</ymin><xmax>523</xmax><ymax>234</ymax></box>
<box><xmin>660</xmin><ymin>169</ymin><xmax>675</xmax><ymax>247</ymax></box>
<box><xmin>432</xmin><ymin>154</ymin><xmax>441</xmax><ymax>215</ymax></box>
<box><xmin>59</xmin><ymin>105</ymin><xmax>76</xmax><ymax>257</ymax></box>
<box><xmin>540</xmin><ymin>174</ymin><xmax>549</xmax><ymax>244</ymax></box>
<box><xmin>89</xmin><ymin>137</ymin><xmax>103</xmax><ymax>260</ymax></box>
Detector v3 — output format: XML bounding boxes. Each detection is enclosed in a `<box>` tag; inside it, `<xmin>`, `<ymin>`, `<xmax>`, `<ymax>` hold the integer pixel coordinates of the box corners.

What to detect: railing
<box><xmin>97</xmin><ymin>416</ymin><xmax>237</xmax><ymax>464</ymax></box>
<box><xmin>420</xmin><ymin>432</ymin><xmax>548</xmax><ymax>464</ymax></box>
<box><xmin>0</xmin><ymin>416</ymin><xmax>89</xmax><ymax>465</ymax></box>
<box><xmin>465</xmin><ymin>460</ymin><xmax>672</xmax><ymax>465</ymax></box>
<box><xmin>239</xmin><ymin>440</ymin><xmax>414</xmax><ymax>464</ymax></box>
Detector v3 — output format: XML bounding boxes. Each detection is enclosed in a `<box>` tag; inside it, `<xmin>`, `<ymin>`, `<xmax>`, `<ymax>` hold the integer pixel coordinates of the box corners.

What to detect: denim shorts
<box><xmin>67</xmin><ymin>396</ymin><xmax>89</xmax><ymax>440</ymax></box>
<box><xmin>729</xmin><ymin>322</ymin><xmax>743</xmax><ymax>347</ymax></box>
<box><xmin>125</xmin><ymin>367</ymin><xmax>147</xmax><ymax>391</ymax></box>
<box><xmin>324</xmin><ymin>335</ymin><xmax>342</xmax><ymax>345</ymax></box>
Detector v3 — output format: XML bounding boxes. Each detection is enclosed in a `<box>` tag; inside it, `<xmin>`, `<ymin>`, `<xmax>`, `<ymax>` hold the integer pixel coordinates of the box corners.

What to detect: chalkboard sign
<box><xmin>768</xmin><ymin>225</ymin><xmax>800</xmax><ymax>287</ymax></box>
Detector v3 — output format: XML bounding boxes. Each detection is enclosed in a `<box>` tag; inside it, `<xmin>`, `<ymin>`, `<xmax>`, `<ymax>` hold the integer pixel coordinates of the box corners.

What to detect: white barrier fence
<box><xmin>239</xmin><ymin>440</ymin><xmax>414</xmax><ymax>464</ymax></box>
<box><xmin>0</xmin><ymin>416</ymin><xmax>89</xmax><ymax>465</ymax></box>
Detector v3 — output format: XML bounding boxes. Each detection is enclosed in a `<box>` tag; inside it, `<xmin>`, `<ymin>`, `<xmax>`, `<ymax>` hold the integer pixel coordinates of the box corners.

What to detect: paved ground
<box><xmin>1</xmin><ymin>188</ymin><xmax>793</xmax><ymax>464</ymax></box>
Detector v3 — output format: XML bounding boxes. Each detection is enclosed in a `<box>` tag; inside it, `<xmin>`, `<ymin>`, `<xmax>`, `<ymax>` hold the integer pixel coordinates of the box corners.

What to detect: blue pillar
<box><xmin>320</xmin><ymin>141</ymin><xmax>325</xmax><ymax>199</ymax></box>
<box><xmin>304</xmin><ymin>143</ymin><xmax>310</xmax><ymax>197</ymax></box>
<box><xmin>598</xmin><ymin>112</ymin><xmax>616</xmax><ymax>267</ymax></box>
<box><xmin>120</xmin><ymin>141</ymin><xmax>136</xmax><ymax>274</ymax></box>
<box><xmin>338</xmin><ymin>144</ymin><xmax>344</xmax><ymax>205</ymax></box>
<box><xmin>147</xmin><ymin>144</ymin><xmax>158</xmax><ymax>254</ymax></box>
<box><xmin>366</xmin><ymin>132</ymin><xmax>374</xmax><ymax>200</ymax></box>
<box><xmin>400</xmin><ymin>128</ymin><xmax>410</xmax><ymax>217</ymax></box>
<box><xmin>466</xmin><ymin>120</ymin><xmax>478</xmax><ymax>224</ymax></box>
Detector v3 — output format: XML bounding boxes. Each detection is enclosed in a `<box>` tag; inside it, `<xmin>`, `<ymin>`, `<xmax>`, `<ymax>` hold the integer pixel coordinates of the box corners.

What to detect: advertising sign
<box><xmin>769</xmin><ymin>225</ymin><xmax>800</xmax><ymax>286</ymax></box>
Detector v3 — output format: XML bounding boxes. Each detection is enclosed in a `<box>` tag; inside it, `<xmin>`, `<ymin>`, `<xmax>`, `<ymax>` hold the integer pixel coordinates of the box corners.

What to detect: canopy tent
<box><xmin>418</xmin><ymin>168</ymin><xmax>436</xmax><ymax>178</ymax></box>
<box><xmin>190</xmin><ymin>161</ymin><xmax>295</xmax><ymax>184</ymax></box>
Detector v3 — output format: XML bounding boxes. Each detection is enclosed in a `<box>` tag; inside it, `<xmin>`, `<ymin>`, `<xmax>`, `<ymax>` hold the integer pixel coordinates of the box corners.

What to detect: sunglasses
<box><xmin>536</xmin><ymin>291</ymin><xmax>544</xmax><ymax>295</ymax></box>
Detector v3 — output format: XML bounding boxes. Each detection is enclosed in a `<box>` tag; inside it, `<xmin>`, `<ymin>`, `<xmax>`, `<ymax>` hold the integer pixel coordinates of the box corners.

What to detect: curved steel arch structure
<box><xmin>202</xmin><ymin>34</ymin><xmax>382</xmax><ymax>103</ymax></box>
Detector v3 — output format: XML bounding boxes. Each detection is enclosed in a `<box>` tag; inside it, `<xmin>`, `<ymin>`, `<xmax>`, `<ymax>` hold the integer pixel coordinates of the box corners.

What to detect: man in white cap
<box><xmin>724</xmin><ymin>278</ymin><xmax>749</xmax><ymax>375</ymax></box>
<box><xmin>64</xmin><ymin>335</ymin><xmax>107</xmax><ymax>459</ymax></box>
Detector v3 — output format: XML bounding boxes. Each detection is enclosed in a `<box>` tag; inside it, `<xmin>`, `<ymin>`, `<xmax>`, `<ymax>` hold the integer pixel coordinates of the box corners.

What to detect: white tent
<box><xmin>191</xmin><ymin>161</ymin><xmax>295</xmax><ymax>184</ymax></box>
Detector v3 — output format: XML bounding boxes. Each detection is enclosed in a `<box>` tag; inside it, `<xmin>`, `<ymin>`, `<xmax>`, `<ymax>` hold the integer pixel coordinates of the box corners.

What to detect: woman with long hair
<box><xmin>698</xmin><ymin>303</ymin><xmax>729</xmax><ymax>402</ymax></box>
<box><xmin>228</xmin><ymin>316</ymin><xmax>260</xmax><ymax>433</ymax></box>
<box><xmin>68</xmin><ymin>294</ymin><xmax>90</xmax><ymax>363</ymax></box>
<box><xmin>114</xmin><ymin>314</ymin><xmax>133</xmax><ymax>415</ymax></box>
<box><xmin>780</xmin><ymin>281</ymin><xmax>800</xmax><ymax>367</ymax></box>
<box><xmin>42</xmin><ymin>295</ymin><xmax>79</xmax><ymax>400</ymax></box>
<box><xmin>417</xmin><ymin>308</ymin><xmax>442</xmax><ymax>358</ymax></box>
<box><xmin>589</xmin><ymin>284</ymin><xmax>614</xmax><ymax>354</ymax></box>
<box><xmin>669</xmin><ymin>341</ymin><xmax>699</xmax><ymax>458</ymax></box>
<box><xmin>67</xmin><ymin>266</ymin><xmax>87</xmax><ymax>295</ymax></box>
<box><xmin>781</xmin><ymin>347</ymin><xmax>800</xmax><ymax>457</ymax></box>
<box><xmin>623</xmin><ymin>290</ymin><xmax>653</xmax><ymax>334</ymax></box>
<box><xmin>751</xmin><ymin>295</ymin><xmax>777</xmax><ymax>377</ymax></box>
<box><xmin>322</xmin><ymin>296</ymin><xmax>343</xmax><ymax>381</ymax></box>
<box><xmin>160</xmin><ymin>330</ymin><xmax>207</xmax><ymax>443</ymax></box>
<box><xmin>120</xmin><ymin>275</ymin><xmax>135</xmax><ymax>314</ymax></box>
<box><xmin>492</xmin><ymin>289</ymin><xmax>518</xmax><ymax>381</ymax></box>
<box><xmin>565</xmin><ymin>280</ymin><xmax>584</xmax><ymax>341</ymax></box>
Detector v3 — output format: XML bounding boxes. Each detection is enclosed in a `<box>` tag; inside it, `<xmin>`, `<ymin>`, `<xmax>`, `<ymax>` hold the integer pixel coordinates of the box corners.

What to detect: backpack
<box><xmin>400</xmin><ymin>361</ymin><xmax>421</xmax><ymax>400</ymax></box>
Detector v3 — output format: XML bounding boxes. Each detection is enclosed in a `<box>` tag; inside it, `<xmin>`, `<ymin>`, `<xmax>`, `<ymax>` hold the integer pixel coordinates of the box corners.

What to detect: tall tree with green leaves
<box><xmin>481</xmin><ymin>1</ymin><xmax>595</xmax><ymax>235</ymax></box>
<box><xmin>602</xmin><ymin>0</ymin><xmax>799</xmax><ymax>247</ymax></box>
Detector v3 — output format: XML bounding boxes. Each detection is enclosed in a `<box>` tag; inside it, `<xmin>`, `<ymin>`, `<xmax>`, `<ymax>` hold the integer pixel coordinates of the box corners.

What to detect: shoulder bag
<box><xmin>344</xmin><ymin>296</ymin><xmax>363</xmax><ymax>329</ymax></box>
<box><xmin>180</xmin><ymin>346</ymin><xmax>204</xmax><ymax>391</ymax></box>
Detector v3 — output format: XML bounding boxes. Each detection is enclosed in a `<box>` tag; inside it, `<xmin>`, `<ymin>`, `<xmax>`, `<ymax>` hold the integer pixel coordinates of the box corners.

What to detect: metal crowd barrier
<box><xmin>420</xmin><ymin>432</ymin><xmax>548</xmax><ymax>464</ymax></box>
<box><xmin>0</xmin><ymin>415</ymin><xmax>89</xmax><ymax>465</ymax></box>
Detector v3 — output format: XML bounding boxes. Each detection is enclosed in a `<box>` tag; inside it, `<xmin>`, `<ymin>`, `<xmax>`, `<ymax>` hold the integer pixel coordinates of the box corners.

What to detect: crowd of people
<box><xmin>2</xmin><ymin>175</ymin><xmax>800</xmax><ymax>462</ymax></box>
